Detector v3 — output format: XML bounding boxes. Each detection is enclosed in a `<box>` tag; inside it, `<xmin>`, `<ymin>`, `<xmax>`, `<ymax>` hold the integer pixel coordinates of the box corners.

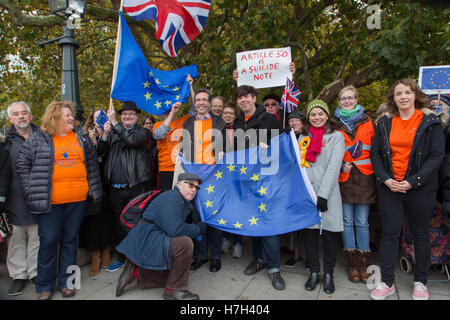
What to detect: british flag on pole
<box><xmin>280</xmin><ymin>78</ymin><xmax>301</xmax><ymax>113</ymax></box>
<box><xmin>122</xmin><ymin>0</ymin><xmax>211</xmax><ymax>57</ymax></box>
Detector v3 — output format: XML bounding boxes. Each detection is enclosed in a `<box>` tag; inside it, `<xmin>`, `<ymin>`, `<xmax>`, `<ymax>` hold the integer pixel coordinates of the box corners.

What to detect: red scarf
<box><xmin>305</xmin><ymin>125</ymin><xmax>325</xmax><ymax>163</ymax></box>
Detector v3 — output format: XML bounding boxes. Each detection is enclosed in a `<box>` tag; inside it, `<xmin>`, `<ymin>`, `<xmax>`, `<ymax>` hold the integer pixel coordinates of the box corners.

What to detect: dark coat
<box><xmin>5</xmin><ymin>125</ymin><xmax>37</xmax><ymax>225</ymax></box>
<box><xmin>337</xmin><ymin>113</ymin><xmax>377</xmax><ymax>204</ymax></box>
<box><xmin>233</xmin><ymin>105</ymin><xmax>282</xmax><ymax>150</ymax></box>
<box><xmin>116</xmin><ymin>186</ymin><xmax>203</xmax><ymax>270</ymax></box>
<box><xmin>370</xmin><ymin>109</ymin><xmax>445</xmax><ymax>191</ymax></box>
<box><xmin>15</xmin><ymin>126</ymin><xmax>103</xmax><ymax>214</ymax></box>
<box><xmin>98</xmin><ymin>123</ymin><xmax>152</xmax><ymax>187</ymax></box>
<box><xmin>181</xmin><ymin>112</ymin><xmax>226</xmax><ymax>163</ymax></box>
<box><xmin>0</xmin><ymin>134</ymin><xmax>10</xmax><ymax>201</ymax></box>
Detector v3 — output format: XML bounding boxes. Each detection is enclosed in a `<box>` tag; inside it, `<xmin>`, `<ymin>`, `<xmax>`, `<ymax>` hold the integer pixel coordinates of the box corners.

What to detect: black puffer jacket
<box><xmin>0</xmin><ymin>134</ymin><xmax>10</xmax><ymax>202</ymax></box>
<box><xmin>98</xmin><ymin>123</ymin><xmax>152</xmax><ymax>187</ymax></box>
<box><xmin>370</xmin><ymin>109</ymin><xmax>445</xmax><ymax>191</ymax></box>
<box><xmin>15</xmin><ymin>126</ymin><xmax>103</xmax><ymax>214</ymax></box>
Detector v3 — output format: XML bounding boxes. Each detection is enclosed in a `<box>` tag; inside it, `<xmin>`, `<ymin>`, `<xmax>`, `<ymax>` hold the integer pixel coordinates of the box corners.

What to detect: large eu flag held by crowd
<box><xmin>110</xmin><ymin>11</ymin><xmax>198</xmax><ymax>115</ymax></box>
<box><xmin>182</xmin><ymin>131</ymin><xmax>321</xmax><ymax>236</ymax></box>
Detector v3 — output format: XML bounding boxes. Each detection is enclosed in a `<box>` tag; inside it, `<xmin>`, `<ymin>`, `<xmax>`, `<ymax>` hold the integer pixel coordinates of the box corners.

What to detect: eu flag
<box><xmin>182</xmin><ymin>131</ymin><xmax>321</xmax><ymax>236</ymax></box>
<box><xmin>419</xmin><ymin>65</ymin><xmax>450</xmax><ymax>94</ymax></box>
<box><xmin>347</xmin><ymin>140</ymin><xmax>363</xmax><ymax>160</ymax></box>
<box><xmin>110</xmin><ymin>11</ymin><xmax>198</xmax><ymax>115</ymax></box>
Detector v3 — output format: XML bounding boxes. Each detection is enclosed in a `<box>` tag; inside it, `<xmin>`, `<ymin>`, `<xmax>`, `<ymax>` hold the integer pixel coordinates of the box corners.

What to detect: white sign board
<box><xmin>236</xmin><ymin>47</ymin><xmax>292</xmax><ymax>89</ymax></box>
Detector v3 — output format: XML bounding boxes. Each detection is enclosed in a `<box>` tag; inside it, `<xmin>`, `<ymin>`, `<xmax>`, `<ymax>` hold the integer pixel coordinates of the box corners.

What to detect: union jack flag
<box><xmin>122</xmin><ymin>0</ymin><xmax>210</xmax><ymax>58</ymax></box>
<box><xmin>280</xmin><ymin>77</ymin><xmax>301</xmax><ymax>113</ymax></box>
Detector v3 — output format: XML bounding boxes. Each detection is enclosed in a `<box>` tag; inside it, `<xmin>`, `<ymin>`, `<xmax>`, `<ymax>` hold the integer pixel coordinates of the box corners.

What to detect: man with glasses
<box><xmin>115</xmin><ymin>173</ymin><xmax>205</xmax><ymax>300</ymax></box>
<box><xmin>263</xmin><ymin>94</ymin><xmax>289</xmax><ymax>127</ymax></box>
<box><xmin>99</xmin><ymin>101</ymin><xmax>154</xmax><ymax>272</ymax></box>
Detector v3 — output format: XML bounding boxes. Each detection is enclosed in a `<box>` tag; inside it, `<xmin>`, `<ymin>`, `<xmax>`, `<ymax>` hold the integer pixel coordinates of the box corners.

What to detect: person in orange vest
<box><xmin>334</xmin><ymin>85</ymin><xmax>376</xmax><ymax>284</ymax></box>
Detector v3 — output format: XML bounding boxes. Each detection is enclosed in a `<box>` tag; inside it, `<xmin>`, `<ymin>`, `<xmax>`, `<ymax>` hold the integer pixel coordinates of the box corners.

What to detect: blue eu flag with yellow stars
<box><xmin>111</xmin><ymin>11</ymin><xmax>198</xmax><ymax>115</ymax></box>
<box><xmin>182</xmin><ymin>131</ymin><xmax>321</xmax><ymax>236</ymax></box>
<box><xmin>419</xmin><ymin>65</ymin><xmax>450</xmax><ymax>94</ymax></box>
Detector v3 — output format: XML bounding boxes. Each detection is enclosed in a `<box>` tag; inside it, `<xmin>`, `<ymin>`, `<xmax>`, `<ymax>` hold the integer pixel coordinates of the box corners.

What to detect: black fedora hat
<box><xmin>118</xmin><ymin>101</ymin><xmax>141</xmax><ymax>114</ymax></box>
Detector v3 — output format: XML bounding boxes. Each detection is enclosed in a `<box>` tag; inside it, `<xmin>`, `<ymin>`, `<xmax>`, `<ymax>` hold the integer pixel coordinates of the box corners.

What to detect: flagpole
<box><xmin>109</xmin><ymin>1</ymin><xmax>124</xmax><ymax>111</ymax></box>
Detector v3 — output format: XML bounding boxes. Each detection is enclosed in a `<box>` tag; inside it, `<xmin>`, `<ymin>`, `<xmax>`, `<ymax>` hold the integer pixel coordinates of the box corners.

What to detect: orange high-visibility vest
<box><xmin>338</xmin><ymin>119</ymin><xmax>374</xmax><ymax>182</ymax></box>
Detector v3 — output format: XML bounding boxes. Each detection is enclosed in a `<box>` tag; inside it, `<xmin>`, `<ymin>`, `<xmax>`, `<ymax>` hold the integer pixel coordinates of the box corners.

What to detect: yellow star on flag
<box><xmin>240</xmin><ymin>166</ymin><xmax>247</xmax><ymax>175</ymax></box>
<box><xmin>144</xmin><ymin>92</ymin><xmax>152</xmax><ymax>100</ymax></box>
<box><xmin>164</xmin><ymin>100</ymin><xmax>172</xmax><ymax>107</ymax></box>
<box><xmin>204</xmin><ymin>200</ymin><xmax>213</xmax><ymax>208</ymax></box>
<box><xmin>257</xmin><ymin>186</ymin><xmax>267</xmax><ymax>196</ymax></box>
<box><xmin>227</xmin><ymin>164</ymin><xmax>235</xmax><ymax>172</ymax></box>
<box><xmin>214</xmin><ymin>170</ymin><xmax>223</xmax><ymax>180</ymax></box>
<box><xmin>148</xmin><ymin>71</ymin><xmax>153</xmax><ymax>77</ymax></box>
<box><xmin>154</xmin><ymin>101</ymin><xmax>162</xmax><ymax>109</ymax></box>
<box><xmin>206</xmin><ymin>184</ymin><xmax>215</xmax><ymax>194</ymax></box>
<box><xmin>143</xmin><ymin>81</ymin><xmax>150</xmax><ymax>88</ymax></box>
<box><xmin>233</xmin><ymin>221</ymin><xmax>243</xmax><ymax>229</ymax></box>
<box><xmin>175</xmin><ymin>95</ymin><xmax>181</xmax><ymax>101</ymax></box>
<box><xmin>218</xmin><ymin>218</ymin><xmax>227</xmax><ymax>225</ymax></box>
<box><xmin>250</xmin><ymin>173</ymin><xmax>260</xmax><ymax>181</ymax></box>
<box><xmin>155</xmin><ymin>78</ymin><xmax>161</xmax><ymax>85</ymax></box>
<box><xmin>249</xmin><ymin>216</ymin><xmax>258</xmax><ymax>226</ymax></box>
<box><xmin>172</xmin><ymin>86</ymin><xmax>180</xmax><ymax>92</ymax></box>
<box><xmin>212</xmin><ymin>210</ymin><xmax>218</xmax><ymax>215</ymax></box>
<box><xmin>258</xmin><ymin>202</ymin><xmax>267</xmax><ymax>213</ymax></box>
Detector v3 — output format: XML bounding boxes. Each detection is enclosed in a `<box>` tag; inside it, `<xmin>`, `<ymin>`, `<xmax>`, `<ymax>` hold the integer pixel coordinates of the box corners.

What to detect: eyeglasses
<box><xmin>183</xmin><ymin>181</ymin><xmax>200</xmax><ymax>191</ymax></box>
<box><xmin>222</xmin><ymin>111</ymin><xmax>235</xmax><ymax>116</ymax></box>
<box><xmin>122</xmin><ymin>112</ymin><xmax>137</xmax><ymax>117</ymax></box>
<box><xmin>264</xmin><ymin>102</ymin><xmax>279</xmax><ymax>107</ymax></box>
<box><xmin>339</xmin><ymin>96</ymin><xmax>356</xmax><ymax>102</ymax></box>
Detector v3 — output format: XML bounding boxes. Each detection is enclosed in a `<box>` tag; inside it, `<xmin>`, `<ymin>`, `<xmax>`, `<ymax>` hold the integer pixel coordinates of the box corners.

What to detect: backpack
<box><xmin>120</xmin><ymin>190</ymin><xmax>162</xmax><ymax>232</ymax></box>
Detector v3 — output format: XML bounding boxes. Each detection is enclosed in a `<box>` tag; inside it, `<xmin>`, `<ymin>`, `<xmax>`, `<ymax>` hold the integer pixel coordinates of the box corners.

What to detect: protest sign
<box><xmin>236</xmin><ymin>47</ymin><xmax>292</xmax><ymax>89</ymax></box>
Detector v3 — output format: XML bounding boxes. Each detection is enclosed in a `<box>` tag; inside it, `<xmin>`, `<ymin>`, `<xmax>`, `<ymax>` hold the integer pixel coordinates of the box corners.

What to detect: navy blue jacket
<box><xmin>116</xmin><ymin>186</ymin><xmax>203</xmax><ymax>270</ymax></box>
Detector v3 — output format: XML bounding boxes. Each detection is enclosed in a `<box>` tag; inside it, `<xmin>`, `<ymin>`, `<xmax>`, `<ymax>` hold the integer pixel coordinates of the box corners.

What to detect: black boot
<box><xmin>323</xmin><ymin>273</ymin><xmax>335</xmax><ymax>294</ymax></box>
<box><xmin>304</xmin><ymin>272</ymin><xmax>320</xmax><ymax>291</ymax></box>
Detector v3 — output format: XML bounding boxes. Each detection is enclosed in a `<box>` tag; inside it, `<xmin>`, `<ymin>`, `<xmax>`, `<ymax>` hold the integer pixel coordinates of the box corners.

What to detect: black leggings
<box><xmin>377</xmin><ymin>185</ymin><xmax>436</xmax><ymax>286</ymax></box>
<box><xmin>303</xmin><ymin>229</ymin><xmax>339</xmax><ymax>275</ymax></box>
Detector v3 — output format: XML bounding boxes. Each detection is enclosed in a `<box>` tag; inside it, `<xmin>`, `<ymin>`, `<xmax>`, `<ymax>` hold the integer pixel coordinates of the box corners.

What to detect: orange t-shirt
<box><xmin>390</xmin><ymin>109</ymin><xmax>424</xmax><ymax>181</ymax></box>
<box><xmin>153</xmin><ymin>115</ymin><xmax>189</xmax><ymax>172</ymax></box>
<box><xmin>194</xmin><ymin>118</ymin><xmax>214</xmax><ymax>164</ymax></box>
<box><xmin>51</xmin><ymin>131</ymin><xmax>89</xmax><ymax>204</ymax></box>
<box><xmin>245</xmin><ymin>114</ymin><xmax>253</xmax><ymax>122</ymax></box>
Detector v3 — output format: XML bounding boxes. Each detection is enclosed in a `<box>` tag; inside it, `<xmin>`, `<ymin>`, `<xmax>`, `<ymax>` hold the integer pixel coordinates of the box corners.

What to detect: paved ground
<box><xmin>0</xmin><ymin>237</ymin><xmax>449</xmax><ymax>301</ymax></box>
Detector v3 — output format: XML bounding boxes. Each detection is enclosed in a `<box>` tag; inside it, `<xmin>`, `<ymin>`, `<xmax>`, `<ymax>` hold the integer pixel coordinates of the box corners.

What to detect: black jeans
<box><xmin>303</xmin><ymin>229</ymin><xmax>338</xmax><ymax>275</ymax></box>
<box><xmin>109</xmin><ymin>183</ymin><xmax>146</xmax><ymax>262</ymax></box>
<box><xmin>377</xmin><ymin>185</ymin><xmax>435</xmax><ymax>286</ymax></box>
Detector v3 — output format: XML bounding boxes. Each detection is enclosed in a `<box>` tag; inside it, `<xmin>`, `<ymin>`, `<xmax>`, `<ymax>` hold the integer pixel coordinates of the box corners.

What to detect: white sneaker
<box><xmin>370</xmin><ymin>282</ymin><xmax>396</xmax><ymax>300</ymax></box>
<box><xmin>232</xmin><ymin>243</ymin><xmax>242</xmax><ymax>258</ymax></box>
<box><xmin>412</xmin><ymin>282</ymin><xmax>429</xmax><ymax>300</ymax></box>
<box><xmin>221</xmin><ymin>239</ymin><xmax>232</xmax><ymax>253</ymax></box>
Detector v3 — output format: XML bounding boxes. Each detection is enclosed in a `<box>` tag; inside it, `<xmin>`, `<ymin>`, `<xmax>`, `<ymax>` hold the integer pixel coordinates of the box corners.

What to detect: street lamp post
<box><xmin>38</xmin><ymin>0</ymin><xmax>87</xmax><ymax>121</ymax></box>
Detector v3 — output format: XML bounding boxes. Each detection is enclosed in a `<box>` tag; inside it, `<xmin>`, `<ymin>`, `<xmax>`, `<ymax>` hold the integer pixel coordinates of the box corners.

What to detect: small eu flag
<box><xmin>418</xmin><ymin>65</ymin><xmax>450</xmax><ymax>94</ymax></box>
<box><xmin>347</xmin><ymin>140</ymin><xmax>363</xmax><ymax>160</ymax></box>
<box><xmin>182</xmin><ymin>131</ymin><xmax>321</xmax><ymax>237</ymax></box>
<box><xmin>95</xmin><ymin>110</ymin><xmax>108</xmax><ymax>130</ymax></box>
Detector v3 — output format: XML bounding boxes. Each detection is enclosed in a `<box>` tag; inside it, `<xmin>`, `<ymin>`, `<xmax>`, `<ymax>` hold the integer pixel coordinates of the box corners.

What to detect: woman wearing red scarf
<box><xmin>301</xmin><ymin>100</ymin><xmax>345</xmax><ymax>295</ymax></box>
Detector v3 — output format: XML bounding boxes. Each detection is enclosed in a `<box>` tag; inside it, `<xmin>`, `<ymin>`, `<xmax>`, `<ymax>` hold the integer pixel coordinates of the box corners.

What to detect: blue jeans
<box><xmin>224</xmin><ymin>232</ymin><xmax>243</xmax><ymax>245</ymax></box>
<box><xmin>342</xmin><ymin>203</ymin><xmax>370</xmax><ymax>251</ymax></box>
<box><xmin>35</xmin><ymin>201</ymin><xmax>86</xmax><ymax>293</ymax></box>
<box><xmin>252</xmin><ymin>236</ymin><xmax>280</xmax><ymax>272</ymax></box>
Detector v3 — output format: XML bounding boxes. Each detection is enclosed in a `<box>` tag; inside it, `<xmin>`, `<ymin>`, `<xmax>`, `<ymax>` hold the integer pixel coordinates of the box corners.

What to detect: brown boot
<box><xmin>344</xmin><ymin>249</ymin><xmax>360</xmax><ymax>283</ymax></box>
<box><xmin>89</xmin><ymin>251</ymin><xmax>101</xmax><ymax>276</ymax></box>
<box><xmin>101</xmin><ymin>246</ymin><xmax>110</xmax><ymax>269</ymax></box>
<box><xmin>359</xmin><ymin>251</ymin><xmax>371</xmax><ymax>284</ymax></box>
